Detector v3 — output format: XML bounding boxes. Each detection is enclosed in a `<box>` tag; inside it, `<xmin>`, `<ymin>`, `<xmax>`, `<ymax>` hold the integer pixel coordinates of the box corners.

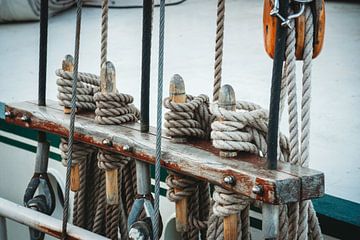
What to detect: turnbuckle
<box><xmin>271</xmin><ymin>0</ymin><xmax>313</xmax><ymax>29</ymax></box>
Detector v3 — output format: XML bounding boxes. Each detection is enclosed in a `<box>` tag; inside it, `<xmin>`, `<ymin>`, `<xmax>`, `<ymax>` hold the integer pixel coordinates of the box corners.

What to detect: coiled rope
<box><xmin>56</xmin><ymin>69</ymin><xmax>100</xmax><ymax>111</ymax></box>
<box><xmin>164</xmin><ymin>84</ymin><xmax>212</xmax><ymax>240</ymax></box>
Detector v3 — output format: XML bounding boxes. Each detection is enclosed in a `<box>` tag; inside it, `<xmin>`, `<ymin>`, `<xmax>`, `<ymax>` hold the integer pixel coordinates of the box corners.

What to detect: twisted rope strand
<box><xmin>213</xmin><ymin>0</ymin><xmax>225</xmax><ymax>101</ymax></box>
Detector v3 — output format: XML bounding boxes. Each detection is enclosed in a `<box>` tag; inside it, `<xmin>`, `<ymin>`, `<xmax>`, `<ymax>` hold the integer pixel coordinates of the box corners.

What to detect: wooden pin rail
<box><xmin>2</xmin><ymin>100</ymin><xmax>324</xmax><ymax>204</ymax></box>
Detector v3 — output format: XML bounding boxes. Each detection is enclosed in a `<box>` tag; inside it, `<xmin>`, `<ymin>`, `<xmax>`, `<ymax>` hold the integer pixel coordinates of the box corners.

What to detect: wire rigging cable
<box><xmin>61</xmin><ymin>0</ymin><xmax>83</xmax><ymax>239</ymax></box>
<box><xmin>154</xmin><ymin>0</ymin><xmax>166</xmax><ymax>239</ymax></box>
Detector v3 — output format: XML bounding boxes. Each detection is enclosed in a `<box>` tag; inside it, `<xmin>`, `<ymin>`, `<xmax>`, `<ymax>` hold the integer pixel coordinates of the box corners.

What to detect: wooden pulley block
<box><xmin>263</xmin><ymin>0</ymin><xmax>325</xmax><ymax>60</ymax></box>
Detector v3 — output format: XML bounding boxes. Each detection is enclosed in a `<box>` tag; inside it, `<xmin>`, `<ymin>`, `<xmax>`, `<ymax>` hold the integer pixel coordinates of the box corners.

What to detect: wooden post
<box><xmin>169</xmin><ymin>74</ymin><xmax>188</xmax><ymax>232</ymax></box>
<box><xmin>62</xmin><ymin>55</ymin><xmax>74</xmax><ymax>114</ymax></box>
<box><xmin>101</xmin><ymin>61</ymin><xmax>119</xmax><ymax>205</ymax></box>
<box><xmin>218</xmin><ymin>84</ymin><xmax>237</xmax><ymax>158</ymax></box>
<box><xmin>62</xmin><ymin>55</ymin><xmax>80</xmax><ymax>192</ymax></box>
<box><xmin>218</xmin><ymin>84</ymin><xmax>238</xmax><ymax>240</ymax></box>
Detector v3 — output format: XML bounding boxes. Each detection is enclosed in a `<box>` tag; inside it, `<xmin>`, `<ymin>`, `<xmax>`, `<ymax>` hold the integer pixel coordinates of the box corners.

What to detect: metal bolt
<box><xmin>129</xmin><ymin>221</ymin><xmax>151</xmax><ymax>240</ymax></box>
<box><xmin>223</xmin><ymin>175</ymin><xmax>235</xmax><ymax>185</ymax></box>
<box><xmin>123</xmin><ymin>144</ymin><xmax>133</xmax><ymax>152</ymax></box>
<box><xmin>102</xmin><ymin>138</ymin><xmax>113</xmax><ymax>147</ymax></box>
<box><xmin>21</xmin><ymin>115</ymin><xmax>31</xmax><ymax>122</ymax></box>
<box><xmin>4</xmin><ymin>111</ymin><xmax>13</xmax><ymax>118</ymax></box>
<box><xmin>252</xmin><ymin>185</ymin><xmax>264</xmax><ymax>195</ymax></box>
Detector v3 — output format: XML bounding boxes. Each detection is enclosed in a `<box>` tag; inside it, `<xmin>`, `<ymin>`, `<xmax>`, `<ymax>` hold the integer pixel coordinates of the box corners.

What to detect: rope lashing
<box><xmin>208</xmin><ymin>86</ymin><xmax>257</xmax><ymax>240</ymax></box>
<box><xmin>163</xmin><ymin>94</ymin><xmax>212</xmax><ymax>139</ymax></box>
<box><xmin>210</xmin><ymin>100</ymin><xmax>289</xmax><ymax>162</ymax></box>
<box><xmin>164</xmin><ymin>74</ymin><xmax>211</xmax><ymax>239</ymax></box>
<box><xmin>97</xmin><ymin>150</ymin><xmax>130</xmax><ymax>239</ymax></box>
<box><xmin>56</xmin><ymin>65</ymin><xmax>100</xmax><ymax>111</ymax></box>
<box><xmin>94</xmin><ymin>91</ymin><xmax>140</xmax><ymax>125</ymax></box>
<box><xmin>166</xmin><ymin>172</ymin><xmax>208</xmax><ymax>239</ymax></box>
<box><xmin>206</xmin><ymin>187</ymin><xmax>251</xmax><ymax>240</ymax></box>
<box><xmin>55</xmin><ymin>54</ymin><xmax>100</xmax><ymax>115</ymax></box>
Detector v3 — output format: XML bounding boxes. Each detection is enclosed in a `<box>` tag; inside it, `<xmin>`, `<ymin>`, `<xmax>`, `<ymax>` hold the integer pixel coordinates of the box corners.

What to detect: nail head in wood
<box><xmin>224</xmin><ymin>175</ymin><xmax>236</xmax><ymax>186</ymax></box>
<box><xmin>21</xmin><ymin>115</ymin><xmax>31</xmax><ymax>123</ymax></box>
<box><xmin>102</xmin><ymin>138</ymin><xmax>113</xmax><ymax>147</ymax></box>
<box><xmin>252</xmin><ymin>185</ymin><xmax>264</xmax><ymax>195</ymax></box>
<box><xmin>4</xmin><ymin>111</ymin><xmax>13</xmax><ymax>118</ymax></box>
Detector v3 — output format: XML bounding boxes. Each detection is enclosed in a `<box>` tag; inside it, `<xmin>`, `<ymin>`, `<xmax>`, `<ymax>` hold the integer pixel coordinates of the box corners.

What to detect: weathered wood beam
<box><xmin>3</xmin><ymin>100</ymin><xmax>324</xmax><ymax>204</ymax></box>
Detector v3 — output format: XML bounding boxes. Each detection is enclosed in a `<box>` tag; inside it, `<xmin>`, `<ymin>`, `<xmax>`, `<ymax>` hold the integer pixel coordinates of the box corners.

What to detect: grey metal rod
<box><xmin>0</xmin><ymin>216</ymin><xmax>7</xmax><ymax>240</ymax></box>
<box><xmin>34</xmin><ymin>141</ymin><xmax>50</xmax><ymax>174</ymax></box>
<box><xmin>136</xmin><ymin>160</ymin><xmax>151</xmax><ymax>195</ymax></box>
<box><xmin>0</xmin><ymin>198</ymin><xmax>109</xmax><ymax>240</ymax></box>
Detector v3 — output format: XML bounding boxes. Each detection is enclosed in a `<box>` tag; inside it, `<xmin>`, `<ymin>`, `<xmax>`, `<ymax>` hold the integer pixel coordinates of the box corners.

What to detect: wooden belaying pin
<box><xmin>218</xmin><ymin>84</ymin><xmax>238</xmax><ymax>240</ymax></box>
<box><xmin>62</xmin><ymin>55</ymin><xmax>74</xmax><ymax>115</ymax></box>
<box><xmin>169</xmin><ymin>74</ymin><xmax>188</xmax><ymax>232</ymax></box>
<box><xmin>101</xmin><ymin>61</ymin><xmax>119</xmax><ymax>205</ymax></box>
<box><xmin>218</xmin><ymin>84</ymin><xmax>237</xmax><ymax>158</ymax></box>
<box><xmin>62</xmin><ymin>54</ymin><xmax>80</xmax><ymax>192</ymax></box>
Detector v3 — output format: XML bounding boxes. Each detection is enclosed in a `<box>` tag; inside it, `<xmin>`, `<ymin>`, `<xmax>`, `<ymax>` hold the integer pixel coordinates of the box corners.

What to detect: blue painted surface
<box><xmin>313</xmin><ymin>194</ymin><xmax>360</xmax><ymax>227</ymax></box>
<box><xmin>0</xmin><ymin>102</ymin><xmax>5</xmax><ymax>120</ymax></box>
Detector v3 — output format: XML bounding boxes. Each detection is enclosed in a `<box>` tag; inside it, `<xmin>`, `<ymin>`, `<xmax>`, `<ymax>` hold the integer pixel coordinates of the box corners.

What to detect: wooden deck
<box><xmin>2</xmin><ymin>100</ymin><xmax>324</xmax><ymax>204</ymax></box>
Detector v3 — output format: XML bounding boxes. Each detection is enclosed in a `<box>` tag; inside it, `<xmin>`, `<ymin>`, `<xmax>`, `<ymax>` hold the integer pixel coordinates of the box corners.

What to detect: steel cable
<box><xmin>154</xmin><ymin>0</ymin><xmax>165</xmax><ymax>239</ymax></box>
<box><xmin>61</xmin><ymin>0</ymin><xmax>82</xmax><ymax>238</ymax></box>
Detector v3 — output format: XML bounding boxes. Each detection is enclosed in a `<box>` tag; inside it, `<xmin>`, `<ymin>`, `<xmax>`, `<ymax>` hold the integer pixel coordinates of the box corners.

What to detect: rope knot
<box><xmin>164</xmin><ymin>94</ymin><xmax>212</xmax><ymax>139</ymax></box>
<box><xmin>59</xmin><ymin>139</ymin><xmax>94</xmax><ymax>166</ymax></box>
<box><xmin>165</xmin><ymin>172</ymin><xmax>197</xmax><ymax>202</ymax></box>
<box><xmin>210</xmin><ymin>100</ymin><xmax>268</xmax><ymax>155</ymax></box>
<box><xmin>94</xmin><ymin>92</ymin><xmax>140</xmax><ymax>125</ymax></box>
<box><xmin>97</xmin><ymin>149</ymin><xmax>131</xmax><ymax>170</ymax></box>
<box><xmin>56</xmin><ymin>69</ymin><xmax>100</xmax><ymax>111</ymax></box>
<box><xmin>212</xmin><ymin>186</ymin><xmax>250</xmax><ymax>218</ymax></box>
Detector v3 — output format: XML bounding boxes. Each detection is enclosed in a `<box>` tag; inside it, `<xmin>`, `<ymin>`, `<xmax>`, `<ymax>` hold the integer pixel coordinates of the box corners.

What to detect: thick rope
<box><xmin>166</xmin><ymin>173</ymin><xmax>208</xmax><ymax>233</ymax></box>
<box><xmin>93</xmin><ymin>92</ymin><xmax>140</xmax><ymax>125</ymax></box>
<box><xmin>164</xmin><ymin>92</ymin><xmax>212</xmax><ymax>239</ymax></box>
<box><xmin>98</xmin><ymin>150</ymin><xmax>131</xmax><ymax>239</ymax></box>
<box><xmin>56</xmin><ymin>69</ymin><xmax>100</xmax><ymax>111</ymax></box>
<box><xmin>280</xmin><ymin>6</ymin><xmax>323</xmax><ymax>240</ymax></box>
<box><xmin>207</xmin><ymin>186</ymin><xmax>250</xmax><ymax>240</ymax></box>
<box><xmin>210</xmin><ymin>101</ymin><xmax>289</xmax><ymax>162</ymax></box>
<box><xmin>213</xmin><ymin>0</ymin><xmax>225</xmax><ymax>101</ymax></box>
<box><xmin>101</xmin><ymin>0</ymin><xmax>108</xmax><ymax>67</ymax></box>
<box><xmin>163</xmin><ymin>94</ymin><xmax>212</xmax><ymax>139</ymax></box>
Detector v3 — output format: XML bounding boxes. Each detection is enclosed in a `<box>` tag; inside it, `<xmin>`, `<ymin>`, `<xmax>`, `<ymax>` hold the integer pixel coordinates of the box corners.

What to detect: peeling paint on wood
<box><xmin>4</xmin><ymin>100</ymin><xmax>325</xmax><ymax>204</ymax></box>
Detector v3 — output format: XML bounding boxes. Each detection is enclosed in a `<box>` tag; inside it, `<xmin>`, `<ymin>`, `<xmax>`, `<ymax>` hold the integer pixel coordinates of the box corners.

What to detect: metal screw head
<box><xmin>4</xmin><ymin>111</ymin><xmax>13</xmax><ymax>118</ymax></box>
<box><xmin>21</xmin><ymin>115</ymin><xmax>31</xmax><ymax>122</ymax></box>
<box><xmin>129</xmin><ymin>221</ymin><xmax>151</xmax><ymax>240</ymax></box>
<box><xmin>102</xmin><ymin>138</ymin><xmax>113</xmax><ymax>147</ymax></box>
<box><xmin>252</xmin><ymin>185</ymin><xmax>264</xmax><ymax>195</ymax></box>
<box><xmin>123</xmin><ymin>144</ymin><xmax>133</xmax><ymax>152</ymax></box>
<box><xmin>223</xmin><ymin>176</ymin><xmax>235</xmax><ymax>185</ymax></box>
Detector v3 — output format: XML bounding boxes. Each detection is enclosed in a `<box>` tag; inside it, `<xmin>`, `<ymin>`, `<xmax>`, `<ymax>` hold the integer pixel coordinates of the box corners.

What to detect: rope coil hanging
<box><xmin>164</xmin><ymin>74</ymin><xmax>212</xmax><ymax>240</ymax></box>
